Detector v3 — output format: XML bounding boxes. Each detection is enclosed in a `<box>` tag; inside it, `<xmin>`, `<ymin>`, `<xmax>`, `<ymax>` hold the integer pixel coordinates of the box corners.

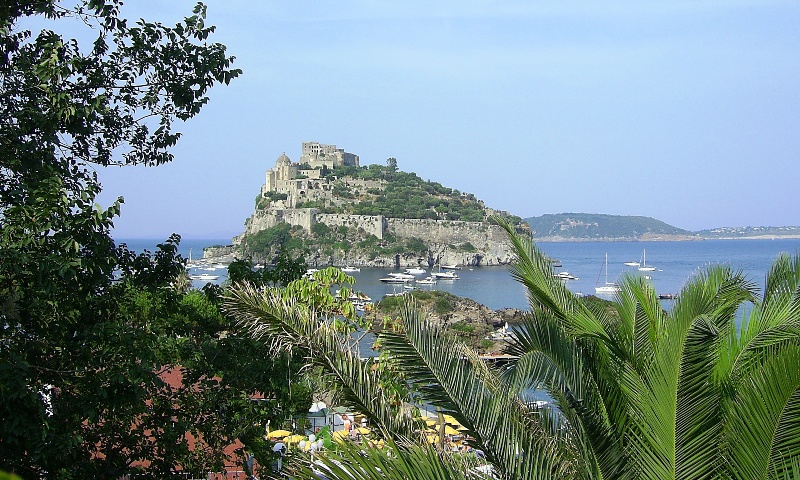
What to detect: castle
<box><xmin>236</xmin><ymin>142</ymin><xmax>515</xmax><ymax>266</ymax></box>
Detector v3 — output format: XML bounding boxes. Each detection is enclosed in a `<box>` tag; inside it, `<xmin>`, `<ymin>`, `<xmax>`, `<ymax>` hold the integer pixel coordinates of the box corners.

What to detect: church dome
<box><xmin>276</xmin><ymin>152</ymin><xmax>291</xmax><ymax>165</ymax></box>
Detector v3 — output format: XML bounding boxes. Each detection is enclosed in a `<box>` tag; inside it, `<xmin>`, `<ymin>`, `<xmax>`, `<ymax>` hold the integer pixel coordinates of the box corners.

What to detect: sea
<box><xmin>118</xmin><ymin>237</ymin><xmax>800</xmax><ymax>312</ymax></box>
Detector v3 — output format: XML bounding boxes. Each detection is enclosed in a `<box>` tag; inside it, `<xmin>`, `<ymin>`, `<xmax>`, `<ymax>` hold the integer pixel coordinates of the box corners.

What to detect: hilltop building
<box><xmin>299</xmin><ymin>141</ymin><xmax>359</xmax><ymax>169</ymax></box>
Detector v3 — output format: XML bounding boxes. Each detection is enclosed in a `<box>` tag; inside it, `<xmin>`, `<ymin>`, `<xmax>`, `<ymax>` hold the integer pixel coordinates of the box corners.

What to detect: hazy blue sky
<box><xmin>74</xmin><ymin>1</ymin><xmax>799</xmax><ymax>238</ymax></box>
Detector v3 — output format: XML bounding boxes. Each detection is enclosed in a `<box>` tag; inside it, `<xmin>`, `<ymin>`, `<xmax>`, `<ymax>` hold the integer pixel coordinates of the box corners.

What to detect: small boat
<box><xmin>554</xmin><ymin>272</ymin><xmax>579</xmax><ymax>280</ymax></box>
<box><xmin>388</xmin><ymin>272</ymin><xmax>415</xmax><ymax>280</ymax></box>
<box><xmin>380</xmin><ymin>277</ymin><xmax>412</xmax><ymax>283</ymax></box>
<box><xmin>405</xmin><ymin>267</ymin><xmax>426</xmax><ymax>275</ymax></box>
<box><xmin>416</xmin><ymin>277</ymin><xmax>437</xmax><ymax>285</ymax></box>
<box><xmin>624</xmin><ymin>261</ymin><xmax>640</xmax><ymax>267</ymax></box>
<box><xmin>595</xmin><ymin>253</ymin><xmax>620</xmax><ymax>294</ymax></box>
<box><xmin>431</xmin><ymin>271</ymin><xmax>459</xmax><ymax>280</ymax></box>
<box><xmin>638</xmin><ymin>249</ymin><xmax>656</xmax><ymax>272</ymax></box>
<box><xmin>440</xmin><ymin>264</ymin><xmax>461</xmax><ymax>270</ymax></box>
<box><xmin>341</xmin><ymin>266</ymin><xmax>360</xmax><ymax>273</ymax></box>
<box><xmin>190</xmin><ymin>273</ymin><xmax>219</xmax><ymax>281</ymax></box>
<box><xmin>384</xmin><ymin>291</ymin><xmax>408</xmax><ymax>297</ymax></box>
<box><xmin>348</xmin><ymin>292</ymin><xmax>373</xmax><ymax>302</ymax></box>
<box><xmin>658</xmin><ymin>293</ymin><xmax>677</xmax><ymax>300</ymax></box>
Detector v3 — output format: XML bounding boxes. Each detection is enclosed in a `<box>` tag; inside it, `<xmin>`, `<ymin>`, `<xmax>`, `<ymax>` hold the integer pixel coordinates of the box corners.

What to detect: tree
<box><xmin>224</xmin><ymin>216</ymin><xmax>800</xmax><ymax>479</ymax></box>
<box><xmin>0</xmin><ymin>2</ymin><xmax>298</xmax><ymax>477</ymax></box>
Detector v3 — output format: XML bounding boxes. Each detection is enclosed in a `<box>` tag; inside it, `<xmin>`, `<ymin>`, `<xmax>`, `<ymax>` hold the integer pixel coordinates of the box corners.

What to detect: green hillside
<box><xmin>524</xmin><ymin>213</ymin><xmax>691</xmax><ymax>239</ymax></box>
<box><xmin>291</xmin><ymin>162</ymin><xmax>522</xmax><ymax>223</ymax></box>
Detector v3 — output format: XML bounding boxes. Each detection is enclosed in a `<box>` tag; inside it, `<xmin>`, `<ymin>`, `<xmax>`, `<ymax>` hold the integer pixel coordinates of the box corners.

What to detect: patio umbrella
<box><xmin>444</xmin><ymin>425</ymin><xmax>460</xmax><ymax>436</ymax></box>
<box><xmin>284</xmin><ymin>434</ymin><xmax>305</xmax><ymax>444</ymax></box>
<box><xmin>356</xmin><ymin>426</ymin><xmax>371</xmax><ymax>435</ymax></box>
<box><xmin>267</xmin><ymin>429</ymin><xmax>292</xmax><ymax>439</ymax></box>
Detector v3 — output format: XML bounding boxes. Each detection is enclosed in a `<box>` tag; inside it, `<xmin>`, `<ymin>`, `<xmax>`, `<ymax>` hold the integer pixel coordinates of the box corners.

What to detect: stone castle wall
<box><xmin>316</xmin><ymin>213</ymin><xmax>385</xmax><ymax>239</ymax></box>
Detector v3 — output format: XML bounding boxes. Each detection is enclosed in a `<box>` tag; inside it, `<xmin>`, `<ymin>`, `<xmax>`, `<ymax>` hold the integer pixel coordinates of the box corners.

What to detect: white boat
<box><xmin>348</xmin><ymin>292</ymin><xmax>372</xmax><ymax>302</ymax></box>
<box><xmin>380</xmin><ymin>277</ymin><xmax>412</xmax><ymax>283</ymax></box>
<box><xmin>431</xmin><ymin>271</ymin><xmax>459</xmax><ymax>280</ymax></box>
<box><xmin>554</xmin><ymin>271</ymin><xmax>579</xmax><ymax>280</ymax></box>
<box><xmin>595</xmin><ymin>253</ymin><xmax>620</xmax><ymax>294</ymax></box>
<box><xmin>638</xmin><ymin>249</ymin><xmax>656</xmax><ymax>272</ymax></box>
<box><xmin>624</xmin><ymin>261</ymin><xmax>640</xmax><ymax>267</ymax></box>
<box><xmin>440</xmin><ymin>264</ymin><xmax>461</xmax><ymax>270</ymax></box>
<box><xmin>190</xmin><ymin>273</ymin><xmax>220</xmax><ymax>281</ymax></box>
<box><xmin>384</xmin><ymin>291</ymin><xmax>408</xmax><ymax>297</ymax></box>
<box><xmin>388</xmin><ymin>272</ymin><xmax>415</xmax><ymax>280</ymax></box>
<box><xmin>416</xmin><ymin>277</ymin><xmax>437</xmax><ymax>285</ymax></box>
<box><xmin>341</xmin><ymin>266</ymin><xmax>360</xmax><ymax>273</ymax></box>
<box><xmin>405</xmin><ymin>267</ymin><xmax>426</xmax><ymax>275</ymax></box>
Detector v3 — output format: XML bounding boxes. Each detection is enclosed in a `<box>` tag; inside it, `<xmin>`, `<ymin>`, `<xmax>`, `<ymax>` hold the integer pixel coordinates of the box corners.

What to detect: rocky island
<box><xmin>218</xmin><ymin>142</ymin><xmax>527</xmax><ymax>268</ymax></box>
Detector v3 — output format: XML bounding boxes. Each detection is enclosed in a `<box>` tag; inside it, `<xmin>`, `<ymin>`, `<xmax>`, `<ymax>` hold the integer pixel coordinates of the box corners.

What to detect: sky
<box><xmin>36</xmin><ymin>1</ymin><xmax>800</xmax><ymax>238</ymax></box>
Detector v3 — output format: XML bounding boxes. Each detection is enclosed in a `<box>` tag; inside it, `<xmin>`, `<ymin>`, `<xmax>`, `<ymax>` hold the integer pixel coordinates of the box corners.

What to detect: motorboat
<box><xmin>348</xmin><ymin>292</ymin><xmax>372</xmax><ymax>302</ymax></box>
<box><xmin>431</xmin><ymin>271</ymin><xmax>459</xmax><ymax>280</ymax></box>
<box><xmin>416</xmin><ymin>277</ymin><xmax>437</xmax><ymax>285</ymax></box>
<box><xmin>595</xmin><ymin>253</ymin><xmax>620</xmax><ymax>294</ymax></box>
<box><xmin>553</xmin><ymin>272</ymin><xmax>579</xmax><ymax>280</ymax></box>
<box><xmin>341</xmin><ymin>266</ymin><xmax>360</xmax><ymax>273</ymax></box>
<box><xmin>624</xmin><ymin>261</ymin><xmax>640</xmax><ymax>267</ymax></box>
<box><xmin>190</xmin><ymin>273</ymin><xmax>219</xmax><ymax>281</ymax></box>
<box><xmin>380</xmin><ymin>276</ymin><xmax>412</xmax><ymax>283</ymax></box>
<box><xmin>440</xmin><ymin>264</ymin><xmax>461</xmax><ymax>270</ymax></box>
<box><xmin>404</xmin><ymin>267</ymin><xmax>426</xmax><ymax>275</ymax></box>
<box><xmin>388</xmin><ymin>272</ymin><xmax>415</xmax><ymax>280</ymax></box>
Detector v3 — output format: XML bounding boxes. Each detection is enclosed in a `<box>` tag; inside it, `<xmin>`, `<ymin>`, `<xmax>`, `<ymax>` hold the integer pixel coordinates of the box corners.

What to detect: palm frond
<box><xmin>286</xmin><ymin>436</ymin><xmax>488</xmax><ymax>480</ymax></box>
<box><xmin>723</xmin><ymin>345</ymin><xmax>800</xmax><ymax>479</ymax></box>
<box><xmin>380</xmin><ymin>299</ymin><xmax>576</xmax><ymax>479</ymax></box>
<box><xmin>223</xmin><ymin>282</ymin><xmax>415</xmax><ymax>439</ymax></box>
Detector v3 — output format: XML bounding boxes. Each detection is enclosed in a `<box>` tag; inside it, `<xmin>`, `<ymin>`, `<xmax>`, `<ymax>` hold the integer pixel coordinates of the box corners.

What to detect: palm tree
<box><xmin>494</xmin><ymin>216</ymin><xmax>800</xmax><ymax>479</ymax></box>
<box><xmin>224</xmin><ymin>223</ymin><xmax>800</xmax><ymax>479</ymax></box>
<box><xmin>224</xmin><ymin>269</ymin><xmax>577</xmax><ymax>479</ymax></box>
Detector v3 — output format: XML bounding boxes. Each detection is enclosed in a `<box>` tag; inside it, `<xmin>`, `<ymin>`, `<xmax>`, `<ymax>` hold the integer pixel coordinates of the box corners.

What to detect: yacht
<box><xmin>388</xmin><ymin>272</ymin><xmax>415</xmax><ymax>280</ymax></box>
<box><xmin>638</xmin><ymin>249</ymin><xmax>656</xmax><ymax>272</ymax></box>
<box><xmin>416</xmin><ymin>277</ymin><xmax>437</xmax><ymax>285</ymax></box>
<box><xmin>595</xmin><ymin>253</ymin><xmax>620</xmax><ymax>294</ymax></box>
<box><xmin>431</xmin><ymin>271</ymin><xmax>459</xmax><ymax>280</ymax></box>
<box><xmin>404</xmin><ymin>267</ymin><xmax>426</xmax><ymax>275</ymax></box>
<box><xmin>190</xmin><ymin>273</ymin><xmax>219</xmax><ymax>281</ymax></box>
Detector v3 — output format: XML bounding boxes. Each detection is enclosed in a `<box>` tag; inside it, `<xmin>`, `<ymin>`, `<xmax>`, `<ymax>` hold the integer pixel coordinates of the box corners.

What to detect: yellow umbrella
<box><xmin>356</xmin><ymin>426</ymin><xmax>371</xmax><ymax>435</ymax></box>
<box><xmin>284</xmin><ymin>434</ymin><xmax>305</xmax><ymax>444</ymax></box>
<box><xmin>444</xmin><ymin>425</ymin><xmax>460</xmax><ymax>436</ymax></box>
<box><xmin>442</xmin><ymin>415</ymin><xmax>461</xmax><ymax>427</ymax></box>
<box><xmin>266</xmin><ymin>429</ymin><xmax>292</xmax><ymax>439</ymax></box>
<box><xmin>332</xmin><ymin>430</ymin><xmax>349</xmax><ymax>443</ymax></box>
<box><xmin>426</xmin><ymin>434</ymin><xmax>440</xmax><ymax>444</ymax></box>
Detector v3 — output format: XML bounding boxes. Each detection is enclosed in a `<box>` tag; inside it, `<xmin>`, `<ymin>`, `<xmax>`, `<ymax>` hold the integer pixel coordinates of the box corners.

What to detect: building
<box><xmin>299</xmin><ymin>141</ymin><xmax>359</xmax><ymax>169</ymax></box>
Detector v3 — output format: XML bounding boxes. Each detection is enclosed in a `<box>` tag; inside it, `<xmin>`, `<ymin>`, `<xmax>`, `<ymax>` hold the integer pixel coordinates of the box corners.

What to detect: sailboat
<box><xmin>638</xmin><ymin>249</ymin><xmax>656</xmax><ymax>272</ymax></box>
<box><xmin>595</xmin><ymin>253</ymin><xmax>620</xmax><ymax>294</ymax></box>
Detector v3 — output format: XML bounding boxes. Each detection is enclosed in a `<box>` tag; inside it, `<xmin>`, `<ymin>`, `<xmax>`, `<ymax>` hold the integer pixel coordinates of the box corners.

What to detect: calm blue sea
<box><xmin>117</xmin><ymin>237</ymin><xmax>800</xmax><ymax>311</ymax></box>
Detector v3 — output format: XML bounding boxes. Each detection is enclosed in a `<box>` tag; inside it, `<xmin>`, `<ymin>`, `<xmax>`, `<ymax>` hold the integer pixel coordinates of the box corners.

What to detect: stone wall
<box><xmin>316</xmin><ymin>213</ymin><xmax>385</xmax><ymax>239</ymax></box>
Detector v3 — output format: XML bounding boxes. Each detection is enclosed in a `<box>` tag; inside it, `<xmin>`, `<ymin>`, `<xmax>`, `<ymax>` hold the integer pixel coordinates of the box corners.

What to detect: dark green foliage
<box><xmin>227</xmin><ymin>251</ymin><xmax>307</xmax><ymax>288</ymax></box>
<box><xmin>524</xmin><ymin>213</ymin><xmax>690</xmax><ymax>238</ymax></box>
<box><xmin>0</xmin><ymin>2</ymin><xmax>308</xmax><ymax>477</ymax></box>
<box><xmin>406</xmin><ymin>237</ymin><xmax>427</xmax><ymax>253</ymax></box>
<box><xmin>458</xmin><ymin>242</ymin><xmax>477</xmax><ymax>252</ymax></box>
<box><xmin>243</xmin><ymin>223</ymin><xmax>301</xmax><ymax>255</ymax></box>
<box><xmin>320</xmin><ymin>164</ymin><xmax>492</xmax><ymax>221</ymax></box>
